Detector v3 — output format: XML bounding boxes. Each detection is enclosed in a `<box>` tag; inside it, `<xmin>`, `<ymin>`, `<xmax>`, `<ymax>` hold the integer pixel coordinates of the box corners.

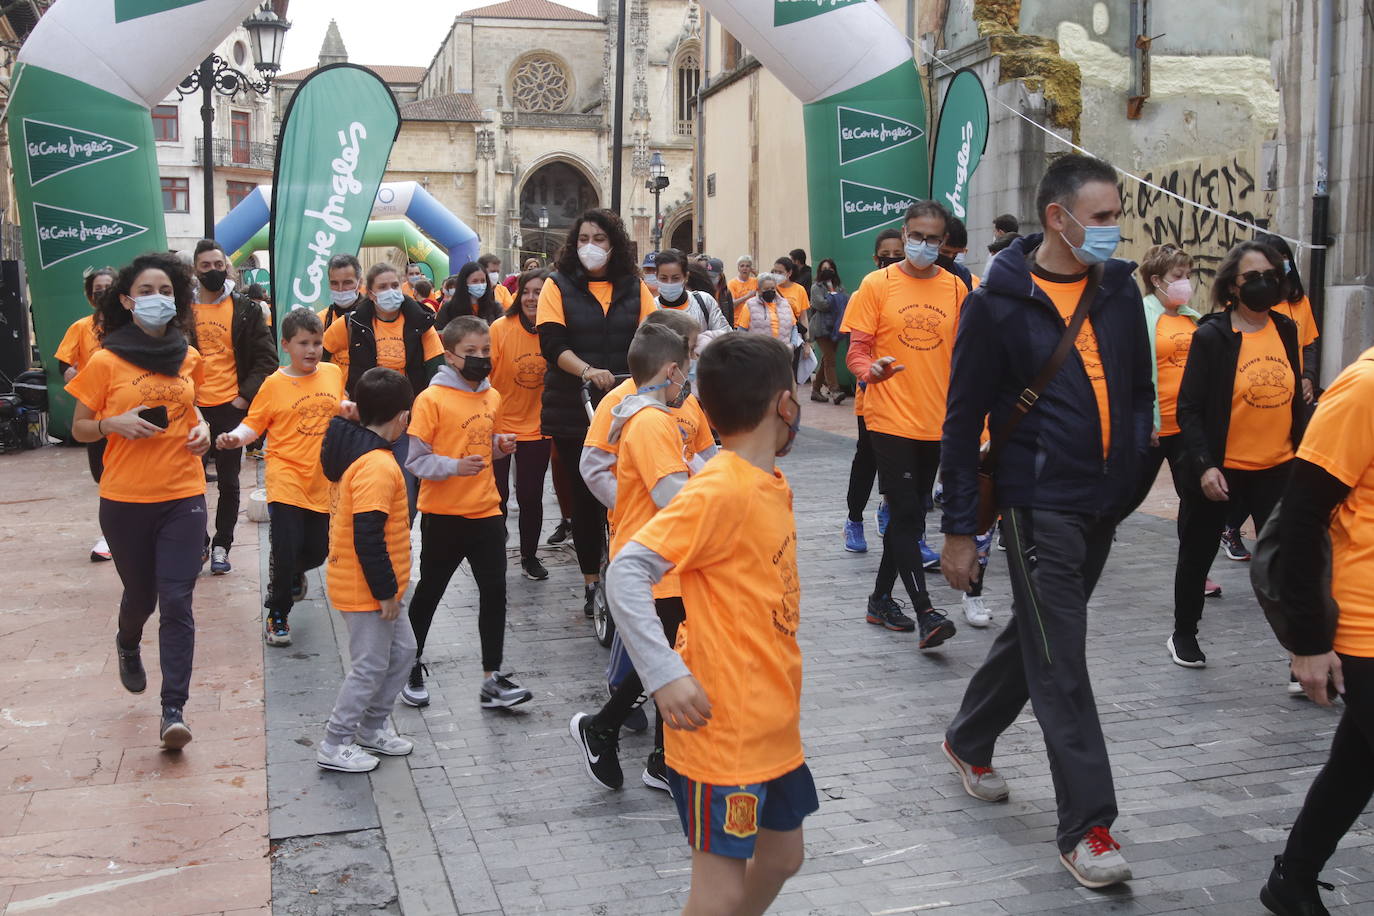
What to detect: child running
<box><xmin>215</xmin><ymin>308</ymin><xmax>348</xmax><ymax>646</ymax></box>
<box><xmin>400</xmin><ymin>315</ymin><xmax>533</xmax><ymax>711</ymax></box>
<box><xmin>606</xmin><ymin>332</ymin><xmax>815</xmax><ymax>915</ymax></box>
<box><xmin>316</xmin><ymin>367</ymin><xmax>417</xmax><ymax>773</ymax></box>
<box><xmin>569</xmin><ymin>319</ymin><xmax>699</xmax><ymax>792</ymax></box>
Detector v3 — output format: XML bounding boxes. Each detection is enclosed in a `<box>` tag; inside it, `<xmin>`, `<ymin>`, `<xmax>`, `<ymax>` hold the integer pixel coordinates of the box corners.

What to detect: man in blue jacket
<box><xmin>937</xmin><ymin>154</ymin><xmax>1153</xmax><ymax>890</ymax></box>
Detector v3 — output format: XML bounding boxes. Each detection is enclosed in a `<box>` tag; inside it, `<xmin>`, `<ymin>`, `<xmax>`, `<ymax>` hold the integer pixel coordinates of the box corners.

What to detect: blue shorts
<box><xmin>667</xmin><ymin>762</ymin><xmax>818</xmax><ymax>859</ymax></box>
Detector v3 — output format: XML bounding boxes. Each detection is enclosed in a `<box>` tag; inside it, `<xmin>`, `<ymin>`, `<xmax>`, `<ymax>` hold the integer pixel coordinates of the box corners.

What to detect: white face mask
<box><xmin>375</xmin><ymin>288</ymin><xmax>405</xmax><ymax>312</ymax></box>
<box><xmin>487</xmin><ymin>270</ymin><xmax>501</xmax><ymax>286</ymax></box>
<box><xmin>578</xmin><ymin>243</ymin><xmax>610</xmax><ymax>271</ymax></box>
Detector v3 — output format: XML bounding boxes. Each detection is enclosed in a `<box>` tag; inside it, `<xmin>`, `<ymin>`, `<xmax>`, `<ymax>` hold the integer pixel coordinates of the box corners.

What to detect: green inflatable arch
<box><xmin>232</xmin><ymin>219</ymin><xmax>451</xmax><ymax>284</ymax></box>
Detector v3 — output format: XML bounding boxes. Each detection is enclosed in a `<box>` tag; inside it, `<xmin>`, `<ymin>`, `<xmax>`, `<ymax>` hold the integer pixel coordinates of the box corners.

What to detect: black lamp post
<box><xmin>646</xmin><ymin>151</ymin><xmax>669</xmax><ymax>251</ymax></box>
<box><xmin>177</xmin><ymin>4</ymin><xmax>290</xmax><ymax>239</ymax></box>
<box><xmin>538</xmin><ymin>206</ymin><xmax>550</xmax><ymax>260</ymax></box>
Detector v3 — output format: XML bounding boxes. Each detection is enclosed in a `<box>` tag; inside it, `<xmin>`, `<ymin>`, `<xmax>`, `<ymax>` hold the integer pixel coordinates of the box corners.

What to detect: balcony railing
<box><xmin>499</xmin><ymin>111</ymin><xmax>602</xmax><ymax>131</ymax></box>
<box><xmin>193</xmin><ymin>138</ymin><xmax>276</xmax><ymax>171</ymax></box>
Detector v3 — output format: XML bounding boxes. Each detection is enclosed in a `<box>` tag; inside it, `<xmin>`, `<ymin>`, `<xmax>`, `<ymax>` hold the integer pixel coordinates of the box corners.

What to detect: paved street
<box><xmin>3</xmin><ymin>402</ymin><xmax>1373</xmax><ymax>914</ymax></box>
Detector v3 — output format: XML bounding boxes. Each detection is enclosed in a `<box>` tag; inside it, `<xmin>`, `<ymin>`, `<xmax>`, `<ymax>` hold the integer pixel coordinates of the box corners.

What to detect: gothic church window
<box><xmin>675</xmin><ymin>46</ymin><xmax>700</xmax><ymax>136</ymax></box>
<box><xmin>511</xmin><ymin>53</ymin><xmax>572</xmax><ymax>113</ymax></box>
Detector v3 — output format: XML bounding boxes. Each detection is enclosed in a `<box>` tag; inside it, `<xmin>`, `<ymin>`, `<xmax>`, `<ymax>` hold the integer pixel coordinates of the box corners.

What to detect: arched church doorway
<box><xmin>519</xmin><ymin>161</ymin><xmax>600</xmax><ymax>260</ymax></box>
<box><xmin>668</xmin><ymin>219</ymin><xmax>694</xmax><ymax>254</ymax></box>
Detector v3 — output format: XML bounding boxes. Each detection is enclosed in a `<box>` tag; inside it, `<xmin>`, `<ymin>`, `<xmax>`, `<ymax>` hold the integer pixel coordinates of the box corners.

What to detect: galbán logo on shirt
<box><xmin>514</xmin><ymin>352</ymin><xmax>545</xmax><ymax>389</ymax></box>
<box><xmin>293</xmin><ymin>392</ymin><xmax>339</xmax><ymax>436</ymax></box>
<box><xmin>1241</xmin><ymin>356</ymin><xmax>1294</xmax><ymax>408</ymax></box>
<box><xmin>771</xmin><ymin>531</ymin><xmax>800</xmax><ymax>638</ymax></box>
<box><xmin>197</xmin><ymin>317</ymin><xmax>230</xmax><ymax>357</ymax></box>
<box><xmin>897</xmin><ymin>303</ymin><xmax>948</xmax><ymax>352</ymax></box>
<box><xmin>132</xmin><ymin>372</ymin><xmax>189</xmax><ymax>421</ymax></box>
<box><xmin>1167</xmin><ymin>332</ymin><xmax>1192</xmax><ymax>367</ymax></box>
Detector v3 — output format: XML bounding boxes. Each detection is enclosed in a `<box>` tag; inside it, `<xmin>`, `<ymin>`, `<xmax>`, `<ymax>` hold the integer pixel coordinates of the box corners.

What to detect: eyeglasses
<box><xmin>905</xmin><ymin>232</ymin><xmax>946</xmax><ymax>245</ymax></box>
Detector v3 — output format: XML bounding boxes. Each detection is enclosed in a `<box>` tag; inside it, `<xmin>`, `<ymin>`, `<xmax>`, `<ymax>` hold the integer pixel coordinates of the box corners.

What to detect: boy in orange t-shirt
<box><xmin>605</xmin><ymin>333</ymin><xmax>816</xmax><ymax>912</ymax></box>
<box><xmin>400</xmin><ymin>316</ymin><xmax>533</xmax><ymax>712</ymax></box>
<box><xmin>570</xmin><ymin>321</ymin><xmax>697</xmax><ymax>793</ymax></box>
<box><xmin>316</xmin><ymin>368</ymin><xmax>417</xmax><ymax>774</ymax></box>
<box><xmin>216</xmin><ymin>309</ymin><xmax>351</xmax><ymax>647</ymax></box>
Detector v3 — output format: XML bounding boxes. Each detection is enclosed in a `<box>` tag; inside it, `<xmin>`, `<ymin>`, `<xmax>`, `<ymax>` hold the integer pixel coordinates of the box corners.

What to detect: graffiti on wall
<box><xmin>1118</xmin><ymin>149</ymin><xmax>1274</xmax><ymax>304</ymax></box>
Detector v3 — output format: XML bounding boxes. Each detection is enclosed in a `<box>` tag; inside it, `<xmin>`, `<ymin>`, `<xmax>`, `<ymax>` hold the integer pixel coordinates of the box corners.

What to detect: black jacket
<box><xmin>200</xmin><ymin>289</ymin><xmax>277</xmax><ymax>403</ymax></box>
<box><xmin>321</xmin><ymin>416</ymin><xmax>400</xmax><ymax>600</ymax></box>
<box><xmin>941</xmin><ymin>234</ymin><xmax>1155</xmax><ymax>534</ymax></box>
<box><xmin>537</xmin><ymin>269</ymin><xmax>643</xmax><ymax>439</ymax></box>
<box><xmin>340</xmin><ymin>296</ymin><xmax>439</xmax><ymax>397</ymax></box>
<box><xmin>1176</xmin><ymin>310</ymin><xmax>1308</xmax><ymax>489</ymax></box>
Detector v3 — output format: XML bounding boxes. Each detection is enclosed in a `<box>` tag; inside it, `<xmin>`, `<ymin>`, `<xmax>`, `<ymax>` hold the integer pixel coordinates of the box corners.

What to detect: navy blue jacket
<box><xmin>940</xmin><ymin>234</ymin><xmax>1154</xmax><ymax>534</ymax></box>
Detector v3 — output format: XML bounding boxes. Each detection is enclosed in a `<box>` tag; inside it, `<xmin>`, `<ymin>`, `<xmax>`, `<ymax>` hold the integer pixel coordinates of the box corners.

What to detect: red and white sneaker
<box><xmin>1204</xmin><ymin>578</ymin><xmax>1222</xmax><ymax>598</ymax></box>
<box><xmin>1060</xmin><ymin>826</ymin><xmax>1132</xmax><ymax>888</ymax></box>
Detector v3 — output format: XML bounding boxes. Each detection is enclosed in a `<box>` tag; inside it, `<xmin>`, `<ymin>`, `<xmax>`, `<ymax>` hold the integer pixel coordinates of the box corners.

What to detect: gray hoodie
<box><xmin>403</xmin><ymin>365</ymin><xmax>503</xmax><ymax>480</ymax></box>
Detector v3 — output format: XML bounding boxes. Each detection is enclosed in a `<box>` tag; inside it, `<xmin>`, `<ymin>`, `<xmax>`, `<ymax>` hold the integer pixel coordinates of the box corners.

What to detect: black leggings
<box><xmin>201</xmin><ymin>402</ymin><xmax>246</xmax><ymax>550</ymax></box>
<box><xmin>101</xmin><ymin>495</ymin><xmax>206</xmax><ymax>708</ymax></box>
<box><xmin>494</xmin><ymin>438</ymin><xmax>552</xmax><ymax>560</ymax></box>
<box><xmin>265</xmin><ymin>503</ymin><xmax>329</xmax><ymax>617</ymax></box>
<box><xmin>407</xmin><ymin>513</ymin><xmax>507</xmax><ymax>672</ymax></box>
<box><xmin>847</xmin><ymin>415</ymin><xmax>879</xmax><ymax>523</ymax></box>
<box><xmin>1123</xmin><ymin>433</ymin><xmax>1187</xmax><ymax>520</ymax></box>
<box><xmin>1282</xmin><ymin>654</ymin><xmax>1374</xmax><ymax>882</ymax></box>
<box><xmin>590</xmin><ymin>597</ymin><xmax>686</xmax><ymax>750</ymax></box>
<box><xmin>1173</xmin><ymin>462</ymin><xmax>1289</xmax><ymax>637</ymax></box>
<box><xmin>87</xmin><ymin>438</ymin><xmax>107</xmax><ymax>484</ymax></box>
<box><xmin>553</xmin><ymin>434</ymin><xmax>607</xmax><ymax>577</ymax></box>
<box><xmin>870</xmin><ymin>433</ymin><xmax>941</xmax><ymax>609</ymax></box>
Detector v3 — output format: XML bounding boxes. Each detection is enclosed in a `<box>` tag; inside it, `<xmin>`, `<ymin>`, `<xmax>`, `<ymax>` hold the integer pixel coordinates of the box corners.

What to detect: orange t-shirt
<box><xmin>66</xmin><ymin>347</ymin><xmax>206</xmax><ymax>503</ymax></box>
<box><xmin>319</xmin><ymin>308</ymin><xmax>352</xmax><ymax>375</ymax></box>
<box><xmin>1298</xmin><ymin>349</ymin><xmax>1374</xmax><ymax>656</ymax></box>
<box><xmin>322</xmin><ymin>314</ymin><xmax>444</xmax><ymax>379</ymax></box>
<box><xmin>1274</xmin><ymin>295</ymin><xmax>1319</xmax><ymax>350</ymax></box>
<box><xmin>584</xmin><ymin>378</ymin><xmax>715</xmax><ymax>460</ymax></box>
<box><xmin>56</xmin><ymin>313</ymin><xmax>100</xmax><ymax>370</ymax></box>
<box><xmin>609</xmin><ymin>406</ymin><xmax>691</xmax><ymax>600</ymax></box>
<box><xmin>327</xmin><ymin>448</ymin><xmax>411</xmax><ymax>611</ymax></box>
<box><xmin>727</xmin><ymin>277</ymin><xmax>757</xmax><ymax>303</ymax></box>
<box><xmin>839</xmin><ymin>265</ymin><xmax>966</xmax><ymax>440</ymax></box>
<box><xmin>192</xmin><ymin>299</ymin><xmax>239</xmax><ymax>406</ymax></box>
<box><xmin>1035</xmin><ymin>276</ymin><xmax>1110</xmax><ymax>458</ymax></box>
<box><xmin>1155</xmin><ymin>313</ymin><xmax>1196</xmax><ymax>437</ymax></box>
<box><xmin>408</xmin><ymin>383</ymin><xmax>503</xmax><ymax>518</ymax></box>
<box><xmin>243</xmin><ymin>363</ymin><xmax>344</xmax><ymax>512</ymax></box>
<box><xmin>777</xmin><ymin>282</ymin><xmax>807</xmax><ymax>321</ymax></box>
<box><xmin>488</xmin><ymin>315</ymin><xmax>546</xmax><ymax>441</ymax></box>
<box><xmin>1224</xmin><ymin>320</ymin><xmax>1295</xmax><ymax>470</ymax></box>
<box><xmin>493</xmin><ymin>284</ymin><xmax>514</xmax><ymax>309</ymax></box>
<box><xmin>631</xmin><ymin>450</ymin><xmax>802</xmax><ymax>785</ymax></box>
<box><xmin>535</xmin><ymin>277</ymin><xmax>657</xmax><ymax>326</ymax></box>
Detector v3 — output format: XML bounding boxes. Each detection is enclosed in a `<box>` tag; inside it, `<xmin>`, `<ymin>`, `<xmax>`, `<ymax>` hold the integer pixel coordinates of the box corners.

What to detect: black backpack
<box><xmin>1250</xmin><ymin>497</ymin><xmax>1340</xmax><ymax>652</ymax></box>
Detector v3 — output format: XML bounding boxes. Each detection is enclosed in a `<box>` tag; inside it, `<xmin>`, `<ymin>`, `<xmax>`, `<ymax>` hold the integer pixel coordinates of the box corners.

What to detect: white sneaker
<box><xmin>962</xmin><ymin>594</ymin><xmax>992</xmax><ymax>628</ymax></box>
<box><xmin>355</xmin><ymin>727</ymin><xmax>414</xmax><ymax>756</ymax></box>
<box><xmin>316</xmin><ymin>741</ymin><xmax>379</xmax><ymax>773</ymax></box>
<box><xmin>1060</xmin><ymin>827</ymin><xmax>1132</xmax><ymax>888</ymax></box>
<box><xmin>90</xmin><ymin>536</ymin><xmax>112</xmax><ymax>562</ymax></box>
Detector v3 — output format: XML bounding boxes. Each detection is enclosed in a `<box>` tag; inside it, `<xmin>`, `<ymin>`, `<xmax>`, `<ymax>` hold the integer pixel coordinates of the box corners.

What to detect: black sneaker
<box><xmin>865</xmin><ymin>594</ymin><xmax>915</xmax><ymax>632</ymax></box>
<box><xmin>160</xmin><ymin>706</ymin><xmax>192</xmax><ymax>750</ymax></box>
<box><xmin>116</xmin><ymin>638</ymin><xmax>146</xmax><ymax>694</ymax></box>
<box><xmin>569</xmin><ymin>711</ymin><xmax>623</xmax><ymax>789</ymax></box>
<box><xmin>642</xmin><ymin>747</ymin><xmax>671</xmax><ymax>792</ymax></box>
<box><xmin>521</xmin><ymin>556</ymin><xmax>549</xmax><ymax>580</ymax></box>
<box><xmin>583</xmin><ymin>583</ymin><xmax>597</xmax><ymax>618</ymax></box>
<box><xmin>1221</xmin><ymin>526</ymin><xmax>1252</xmax><ymax>561</ymax></box>
<box><xmin>548</xmin><ymin>518</ymin><xmax>573</xmax><ymax>546</ymax></box>
<box><xmin>401</xmin><ymin>661</ymin><xmax>430</xmax><ymax>707</ymax></box>
<box><xmin>1260</xmin><ymin>855</ymin><xmax>1332</xmax><ymax>915</ymax></box>
<box><xmin>917</xmin><ymin>608</ymin><xmax>957</xmax><ymax>649</ymax></box>
<box><xmin>291</xmin><ymin>573</ymin><xmax>308</xmax><ymax>602</ymax></box>
<box><xmin>1167</xmin><ymin>633</ymin><xmax>1207</xmax><ymax>668</ymax></box>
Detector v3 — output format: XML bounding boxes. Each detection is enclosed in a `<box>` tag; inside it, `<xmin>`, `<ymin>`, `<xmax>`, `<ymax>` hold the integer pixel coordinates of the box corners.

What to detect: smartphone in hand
<box><xmin>139</xmin><ymin>405</ymin><xmax>170</xmax><ymax>429</ymax></box>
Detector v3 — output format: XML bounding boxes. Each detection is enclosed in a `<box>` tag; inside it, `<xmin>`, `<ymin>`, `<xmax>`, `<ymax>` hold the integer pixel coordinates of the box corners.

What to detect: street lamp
<box><xmin>646</xmin><ymin>151</ymin><xmax>669</xmax><ymax>251</ymax></box>
<box><xmin>177</xmin><ymin>3</ymin><xmax>291</xmax><ymax>239</ymax></box>
<box><xmin>538</xmin><ymin>206</ymin><xmax>549</xmax><ymax>259</ymax></box>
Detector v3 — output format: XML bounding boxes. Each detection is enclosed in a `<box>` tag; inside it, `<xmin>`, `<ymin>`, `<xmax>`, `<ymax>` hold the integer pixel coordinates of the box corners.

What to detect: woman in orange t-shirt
<box><xmin>65</xmin><ymin>252</ymin><xmax>212</xmax><ymax>751</ymax></box>
<box><xmin>1171</xmin><ymin>241</ymin><xmax>1307</xmax><ymax>669</ymax></box>
<box><xmin>490</xmin><ymin>269</ymin><xmax>553</xmax><ymax>578</ymax></box>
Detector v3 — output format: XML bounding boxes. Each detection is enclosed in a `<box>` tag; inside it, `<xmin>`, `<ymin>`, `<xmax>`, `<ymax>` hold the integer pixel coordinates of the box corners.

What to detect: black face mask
<box><xmin>877</xmin><ymin>255</ymin><xmax>903</xmax><ymax>268</ymax></box>
<box><xmin>1239</xmin><ymin>274</ymin><xmax>1283</xmax><ymax>312</ymax></box>
<box><xmin>760</xmin><ymin>289</ymin><xmax>778</xmax><ymax>303</ymax></box>
<box><xmin>817</xmin><ymin>269</ymin><xmax>837</xmax><ymax>283</ymax></box>
<box><xmin>667</xmin><ymin>376</ymin><xmax>691</xmax><ymax>409</ymax></box>
<box><xmin>199</xmin><ymin>269</ymin><xmax>227</xmax><ymax>293</ymax></box>
<box><xmin>458</xmin><ymin>355</ymin><xmax>492</xmax><ymax>383</ymax></box>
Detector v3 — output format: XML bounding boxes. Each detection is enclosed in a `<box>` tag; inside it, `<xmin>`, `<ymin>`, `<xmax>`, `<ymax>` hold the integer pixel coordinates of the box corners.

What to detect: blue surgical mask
<box><xmin>131</xmin><ymin>293</ymin><xmax>177</xmax><ymax>329</ymax></box>
<box><xmin>467</xmin><ymin>283</ymin><xmax>487</xmax><ymax>299</ymax></box>
<box><xmin>1283</xmin><ymin>259</ymin><xmax>1294</xmax><ymax>276</ymax></box>
<box><xmin>953</xmin><ymin>252</ymin><xmax>967</xmax><ymax>266</ymax></box>
<box><xmin>374</xmin><ymin>288</ymin><xmax>405</xmax><ymax>312</ymax></box>
<box><xmin>904</xmin><ymin>238</ymin><xmax>940</xmax><ymax>269</ymax></box>
<box><xmin>329</xmin><ymin>288</ymin><xmax>359</xmax><ymax>307</ymax></box>
<box><xmin>658</xmin><ymin>281</ymin><xmax>685</xmax><ymax>301</ymax></box>
<box><xmin>1061</xmin><ymin>208</ymin><xmax>1121</xmax><ymax>266</ymax></box>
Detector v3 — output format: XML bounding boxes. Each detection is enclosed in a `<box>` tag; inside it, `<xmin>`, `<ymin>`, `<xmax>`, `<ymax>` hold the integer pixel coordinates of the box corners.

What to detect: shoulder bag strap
<box><xmin>981</xmin><ymin>262</ymin><xmax>1104</xmax><ymax>475</ymax></box>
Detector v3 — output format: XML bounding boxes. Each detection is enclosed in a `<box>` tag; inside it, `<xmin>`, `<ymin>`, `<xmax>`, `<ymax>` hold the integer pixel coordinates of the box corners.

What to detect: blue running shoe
<box><xmin>877</xmin><ymin>499</ymin><xmax>890</xmax><ymax>537</ymax></box>
<box><xmin>844</xmin><ymin>519</ymin><xmax>868</xmax><ymax>553</ymax></box>
<box><xmin>919</xmin><ymin>539</ymin><xmax>940</xmax><ymax>570</ymax></box>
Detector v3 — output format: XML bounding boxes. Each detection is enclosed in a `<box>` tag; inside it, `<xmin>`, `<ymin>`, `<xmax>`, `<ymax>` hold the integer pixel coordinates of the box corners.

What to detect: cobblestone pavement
<box><xmin>263</xmin><ymin>415</ymin><xmax>1373</xmax><ymax>915</ymax></box>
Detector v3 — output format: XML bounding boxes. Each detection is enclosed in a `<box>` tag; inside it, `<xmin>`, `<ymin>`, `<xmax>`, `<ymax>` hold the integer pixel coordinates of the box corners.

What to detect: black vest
<box><xmin>540</xmin><ymin>271</ymin><xmax>642</xmax><ymax>438</ymax></box>
<box><xmin>343</xmin><ymin>296</ymin><xmax>435</xmax><ymax>398</ymax></box>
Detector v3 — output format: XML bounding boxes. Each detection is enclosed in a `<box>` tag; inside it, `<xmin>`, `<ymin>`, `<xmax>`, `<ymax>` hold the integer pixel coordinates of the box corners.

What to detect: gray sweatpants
<box><xmin>325</xmin><ymin>610</ymin><xmax>418</xmax><ymax>747</ymax></box>
<box><xmin>945</xmin><ymin>507</ymin><xmax>1118</xmax><ymax>854</ymax></box>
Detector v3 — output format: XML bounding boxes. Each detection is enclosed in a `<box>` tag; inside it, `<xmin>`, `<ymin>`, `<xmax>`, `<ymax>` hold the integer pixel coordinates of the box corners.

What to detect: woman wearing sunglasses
<box><xmin>1170</xmin><ymin>241</ymin><xmax>1308</xmax><ymax>669</ymax></box>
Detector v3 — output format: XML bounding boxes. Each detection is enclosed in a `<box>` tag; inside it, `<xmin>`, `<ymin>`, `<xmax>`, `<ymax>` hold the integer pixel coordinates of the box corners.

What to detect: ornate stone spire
<box><xmin>318</xmin><ymin>19</ymin><xmax>348</xmax><ymax>68</ymax></box>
